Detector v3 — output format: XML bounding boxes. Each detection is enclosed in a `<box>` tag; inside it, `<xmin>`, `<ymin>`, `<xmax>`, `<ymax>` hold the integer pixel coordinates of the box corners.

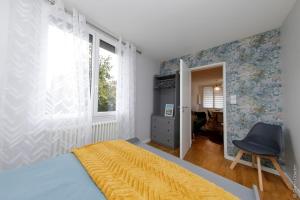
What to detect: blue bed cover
<box><xmin>0</xmin><ymin>138</ymin><xmax>259</xmax><ymax>200</ymax></box>
<box><xmin>0</xmin><ymin>154</ymin><xmax>106</xmax><ymax>200</ymax></box>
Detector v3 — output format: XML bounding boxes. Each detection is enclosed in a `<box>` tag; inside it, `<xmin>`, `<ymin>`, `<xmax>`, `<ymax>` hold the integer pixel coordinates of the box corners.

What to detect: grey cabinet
<box><xmin>151</xmin><ymin>116</ymin><xmax>176</xmax><ymax>148</ymax></box>
<box><xmin>151</xmin><ymin>72</ymin><xmax>180</xmax><ymax>149</ymax></box>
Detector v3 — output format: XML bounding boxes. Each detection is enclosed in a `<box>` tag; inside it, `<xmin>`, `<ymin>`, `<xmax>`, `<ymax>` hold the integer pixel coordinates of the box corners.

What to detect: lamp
<box><xmin>214</xmin><ymin>85</ymin><xmax>221</xmax><ymax>91</ymax></box>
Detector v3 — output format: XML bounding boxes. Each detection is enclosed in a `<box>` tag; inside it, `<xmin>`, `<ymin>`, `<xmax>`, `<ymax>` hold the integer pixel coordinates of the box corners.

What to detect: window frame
<box><xmin>87</xmin><ymin>27</ymin><xmax>118</xmax><ymax>119</ymax></box>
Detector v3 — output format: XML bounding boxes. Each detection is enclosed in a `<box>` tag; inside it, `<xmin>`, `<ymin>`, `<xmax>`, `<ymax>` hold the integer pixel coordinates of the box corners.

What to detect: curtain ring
<box><xmin>48</xmin><ymin>0</ymin><xmax>56</xmax><ymax>5</ymax></box>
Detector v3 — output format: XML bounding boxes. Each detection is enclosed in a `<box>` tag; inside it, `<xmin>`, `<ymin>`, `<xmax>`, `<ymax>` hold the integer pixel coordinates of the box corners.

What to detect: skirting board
<box><xmin>225</xmin><ymin>155</ymin><xmax>279</xmax><ymax>175</ymax></box>
<box><xmin>142</xmin><ymin>138</ymin><xmax>151</xmax><ymax>144</ymax></box>
<box><xmin>285</xmin><ymin>172</ymin><xmax>300</xmax><ymax>198</ymax></box>
<box><xmin>225</xmin><ymin>155</ymin><xmax>300</xmax><ymax>198</ymax></box>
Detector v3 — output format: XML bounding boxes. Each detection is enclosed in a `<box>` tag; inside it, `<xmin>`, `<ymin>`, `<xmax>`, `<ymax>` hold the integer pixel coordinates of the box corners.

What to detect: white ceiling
<box><xmin>192</xmin><ymin>67</ymin><xmax>223</xmax><ymax>86</ymax></box>
<box><xmin>63</xmin><ymin>0</ymin><xmax>296</xmax><ymax>61</ymax></box>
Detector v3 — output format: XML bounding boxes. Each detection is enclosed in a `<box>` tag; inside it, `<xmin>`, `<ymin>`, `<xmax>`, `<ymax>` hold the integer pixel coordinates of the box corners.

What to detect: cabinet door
<box><xmin>159</xmin><ymin>118</ymin><xmax>175</xmax><ymax>147</ymax></box>
<box><xmin>151</xmin><ymin>117</ymin><xmax>159</xmax><ymax>133</ymax></box>
<box><xmin>151</xmin><ymin>117</ymin><xmax>163</xmax><ymax>142</ymax></box>
<box><xmin>151</xmin><ymin>116</ymin><xmax>176</xmax><ymax>147</ymax></box>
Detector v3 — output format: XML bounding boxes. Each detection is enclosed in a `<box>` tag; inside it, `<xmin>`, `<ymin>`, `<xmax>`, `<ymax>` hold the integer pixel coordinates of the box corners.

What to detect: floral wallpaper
<box><xmin>160</xmin><ymin>29</ymin><xmax>282</xmax><ymax>164</ymax></box>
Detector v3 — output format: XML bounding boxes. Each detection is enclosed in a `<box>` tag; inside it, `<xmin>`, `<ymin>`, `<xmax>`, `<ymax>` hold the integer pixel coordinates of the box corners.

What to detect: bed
<box><xmin>0</xmin><ymin>138</ymin><xmax>259</xmax><ymax>200</ymax></box>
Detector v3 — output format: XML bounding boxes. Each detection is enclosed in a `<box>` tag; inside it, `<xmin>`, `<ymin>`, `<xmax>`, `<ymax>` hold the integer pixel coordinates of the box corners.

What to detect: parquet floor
<box><xmin>148</xmin><ymin>136</ymin><xmax>297</xmax><ymax>200</ymax></box>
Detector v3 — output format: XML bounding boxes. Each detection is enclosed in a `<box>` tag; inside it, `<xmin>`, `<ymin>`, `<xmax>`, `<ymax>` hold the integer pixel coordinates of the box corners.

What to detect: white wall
<box><xmin>135</xmin><ymin>54</ymin><xmax>160</xmax><ymax>142</ymax></box>
<box><xmin>281</xmin><ymin>0</ymin><xmax>300</xmax><ymax>190</ymax></box>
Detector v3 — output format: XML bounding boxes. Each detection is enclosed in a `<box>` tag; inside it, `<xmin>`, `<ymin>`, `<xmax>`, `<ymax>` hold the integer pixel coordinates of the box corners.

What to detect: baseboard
<box><xmin>294</xmin><ymin>183</ymin><xmax>300</xmax><ymax>198</ymax></box>
<box><xmin>225</xmin><ymin>154</ymin><xmax>300</xmax><ymax>197</ymax></box>
<box><xmin>285</xmin><ymin>172</ymin><xmax>300</xmax><ymax>198</ymax></box>
<box><xmin>225</xmin><ymin>155</ymin><xmax>279</xmax><ymax>175</ymax></box>
<box><xmin>142</xmin><ymin>138</ymin><xmax>151</xmax><ymax>144</ymax></box>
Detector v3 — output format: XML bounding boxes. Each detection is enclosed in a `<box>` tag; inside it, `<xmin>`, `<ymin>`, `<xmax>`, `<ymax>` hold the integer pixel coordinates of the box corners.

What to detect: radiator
<box><xmin>92</xmin><ymin>121</ymin><xmax>118</xmax><ymax>143</ymax></box>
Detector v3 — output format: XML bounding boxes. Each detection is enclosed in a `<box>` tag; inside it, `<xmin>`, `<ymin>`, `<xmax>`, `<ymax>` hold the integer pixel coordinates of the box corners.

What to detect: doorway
<box><xmin>180</xmin><ymin>61</ymin><xmax>227</xmax><ymax>159</ymax></box>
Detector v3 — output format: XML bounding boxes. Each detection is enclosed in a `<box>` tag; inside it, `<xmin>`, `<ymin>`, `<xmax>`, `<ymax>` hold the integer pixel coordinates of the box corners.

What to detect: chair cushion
<box><xmin>232</xmin><ymin>140</ymin><xmax>280</xmax><ymax>156</ymax></box>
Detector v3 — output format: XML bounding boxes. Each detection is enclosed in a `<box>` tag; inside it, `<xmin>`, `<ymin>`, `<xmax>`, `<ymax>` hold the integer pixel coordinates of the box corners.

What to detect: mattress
<box><xmin>0</xmin><ymin>138</ymin><xmax>259</xmax><ymax>200</ymax></box>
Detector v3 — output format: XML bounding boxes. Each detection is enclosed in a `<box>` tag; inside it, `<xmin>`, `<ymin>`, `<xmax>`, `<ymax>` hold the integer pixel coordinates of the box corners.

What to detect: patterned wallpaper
<box><xmin>160</xmin><ymin>29</ymin><xmax>282</xmax><ymax>160</ymax></box>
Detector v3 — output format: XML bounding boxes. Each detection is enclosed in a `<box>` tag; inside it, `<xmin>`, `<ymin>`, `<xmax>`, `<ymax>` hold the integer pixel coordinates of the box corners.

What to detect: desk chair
<box><xmin>193</xmin><ymin>112</ymin><xmax>207</xmax><ymax>134</ymax></box>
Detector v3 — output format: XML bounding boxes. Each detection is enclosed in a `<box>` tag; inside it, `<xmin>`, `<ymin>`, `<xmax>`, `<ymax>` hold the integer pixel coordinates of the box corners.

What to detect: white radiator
<box><xmin>92</xmin><ymin>121</ymin><xmax>118</xmax><ymax>143</ymax></box>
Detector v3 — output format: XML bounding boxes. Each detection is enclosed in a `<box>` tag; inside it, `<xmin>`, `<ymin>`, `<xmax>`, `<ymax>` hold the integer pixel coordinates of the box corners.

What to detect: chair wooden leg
<box><xmin>270</xmin><ymin>157</ymin><xmax>293</xmax><ymax>190</ymax></box>
<box><xmin>252</xmin><ymin>154</ymin><xmax>256</xmax><ymax>168</ymax></box>
<box><xmin>256</xmin><ymin>156</ymin><xmax>263</xmax><ymax>191</ymax></box>
<box><xmin>230</xmin><ymin>150</ymin><xmax>244</xmax><ymax>170</ymax></box>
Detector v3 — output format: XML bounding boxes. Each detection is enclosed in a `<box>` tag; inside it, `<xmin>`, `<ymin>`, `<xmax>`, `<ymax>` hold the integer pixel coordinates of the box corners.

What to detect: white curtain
<box><xmin>0</xmin><ymin>0</ymin><xmax>92</xmax><ymax>170</ymax></box>
<box><xmin>116</xmin><ymin>40</ymin><xmax>136</xmax><ymax>139</ymax></box>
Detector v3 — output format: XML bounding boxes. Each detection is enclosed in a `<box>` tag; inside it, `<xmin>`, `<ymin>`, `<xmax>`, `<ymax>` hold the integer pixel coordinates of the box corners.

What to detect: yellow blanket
<box><xmin>73</xmin><ymin>140</ymin><xmax>239</xmax><ymax>200</ymax></box>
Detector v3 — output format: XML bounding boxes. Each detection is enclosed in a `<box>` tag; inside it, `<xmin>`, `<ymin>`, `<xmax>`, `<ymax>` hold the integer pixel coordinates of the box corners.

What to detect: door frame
<box><xmin>190</xmin><ymin>62</ymin><xmax>228</xmax><ymax>158</ymax></box>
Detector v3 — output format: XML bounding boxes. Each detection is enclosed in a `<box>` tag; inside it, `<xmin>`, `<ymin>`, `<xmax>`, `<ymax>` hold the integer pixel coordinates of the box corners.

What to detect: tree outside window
<box><xmin>98</xmin><ymin>54</ymin><xmax>116</xmax><ymax>112</ymax></box>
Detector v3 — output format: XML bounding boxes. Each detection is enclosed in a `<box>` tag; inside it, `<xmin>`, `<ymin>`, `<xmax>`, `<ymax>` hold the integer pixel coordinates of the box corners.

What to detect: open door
<box><xmin>180</xmin><ymin>59</ymin><xmax>191</xmax><ymax>159</ymax></box>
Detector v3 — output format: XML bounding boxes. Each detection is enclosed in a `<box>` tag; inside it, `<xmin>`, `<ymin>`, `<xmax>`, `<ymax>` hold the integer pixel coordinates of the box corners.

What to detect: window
<box><xmin>46</xmin><ymin>23</ymin><xmax>90</xmax><ymax>119</ymax></box>
<box><xmin>47</xmin><ymin>19</ymin><xmax>117</xmax><ymax>119</ymax></box>
<box><xmin>97</xmin><ymin>40</ymin><xmax>117</xmax><ymax>112</ymax></box>
<box><xmin>203</xmin><ymin>86</ymin><xmax>223</xmax><ymax>109</ymax></box>
<box><xmin>89</xmin><ymin>30</ymin><xmax>118</xmax><ymax>116</ymax></box>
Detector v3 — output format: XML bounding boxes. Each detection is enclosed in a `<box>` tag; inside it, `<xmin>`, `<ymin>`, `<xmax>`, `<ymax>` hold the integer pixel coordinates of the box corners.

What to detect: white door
<box><xmin>180</xmin><ymin>59</ymin><xmax>191</xmax><ymax>159</ymax></box>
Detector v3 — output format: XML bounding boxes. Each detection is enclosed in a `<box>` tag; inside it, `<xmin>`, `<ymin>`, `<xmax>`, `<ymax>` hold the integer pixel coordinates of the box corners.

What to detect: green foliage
<box><xmin>98</xmin><ymin>55</ymin><xmax>116</xmax><ymax>112</ymax></box>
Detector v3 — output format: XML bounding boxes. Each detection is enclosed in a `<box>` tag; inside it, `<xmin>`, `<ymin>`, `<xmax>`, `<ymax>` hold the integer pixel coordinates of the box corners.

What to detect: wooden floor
<box><xmin>148</xmin><ymin>136</ymin><xmax>297</xmax><ymax>200</ymax></box>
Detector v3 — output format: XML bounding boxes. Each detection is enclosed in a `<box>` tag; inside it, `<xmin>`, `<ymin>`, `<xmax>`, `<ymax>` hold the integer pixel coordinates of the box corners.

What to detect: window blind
<box><xmin>203</xmin><ymin>87</ymin><xmax>214</xmax><ymax>108</ymax></box>
<box><xmin>214</xmin><ymin>88</ymin><xmax>223</xmax><ymax>109</ymax></box>
<box><xmin>203</xmin><ymin>86</ymin><xmax>224</xmax><ymax>109</ymax></box>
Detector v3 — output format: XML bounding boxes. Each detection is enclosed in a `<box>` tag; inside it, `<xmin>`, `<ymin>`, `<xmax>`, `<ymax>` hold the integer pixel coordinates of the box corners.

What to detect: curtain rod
<box><xmin>48</xmin><ymin>0</ymin><xmax>55</xmax><ymax>5</ymax></box>
<box><xmin>46</xmin><ymin>0</ymin><xmax>142</xmax><ymax>54</ymax></box>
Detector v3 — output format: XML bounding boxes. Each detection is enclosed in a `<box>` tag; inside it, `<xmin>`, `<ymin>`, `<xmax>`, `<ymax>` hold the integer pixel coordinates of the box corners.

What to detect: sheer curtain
<box><xmin>116</xmin><ymin>40</ymin><xmax>136</xmax><ymax>139</ymax></box>
<box><xmin>0</xmin><ymin>0</ymin><xmax>92</xmax><ymax>170</ymax></box>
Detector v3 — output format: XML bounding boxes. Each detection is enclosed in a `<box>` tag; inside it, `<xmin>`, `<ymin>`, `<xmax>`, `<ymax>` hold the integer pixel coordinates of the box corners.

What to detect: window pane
<box><xmin>100</xmin><ymin>39</ymin><xmax>115</xmax><ymax>53</ymax></box>
<box><xmin>46</xmin><ymin>24</ymin><xmax>89</xmax><ymax>117</ymax></box>
<box><xmin>98</xmin><ymin>40</ymin><xmax>117</xmax><ymax>112</ymax></box>
<box><xmin>203</xmin><ymin>87</ymin><xmax>213</xmax><ymax>108</ymax></box>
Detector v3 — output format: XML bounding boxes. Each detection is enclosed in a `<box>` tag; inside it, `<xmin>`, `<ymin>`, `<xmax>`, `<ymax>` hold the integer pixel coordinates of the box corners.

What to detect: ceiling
<box><xmin>192</xmin><ymin>67</ymin><xmax>223</xmax><ymax>86</ymax></box>
<box><xmin>63</xmin><ymin>0</ymin><xmax>296</xmax><ymax>61</ymax></box>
